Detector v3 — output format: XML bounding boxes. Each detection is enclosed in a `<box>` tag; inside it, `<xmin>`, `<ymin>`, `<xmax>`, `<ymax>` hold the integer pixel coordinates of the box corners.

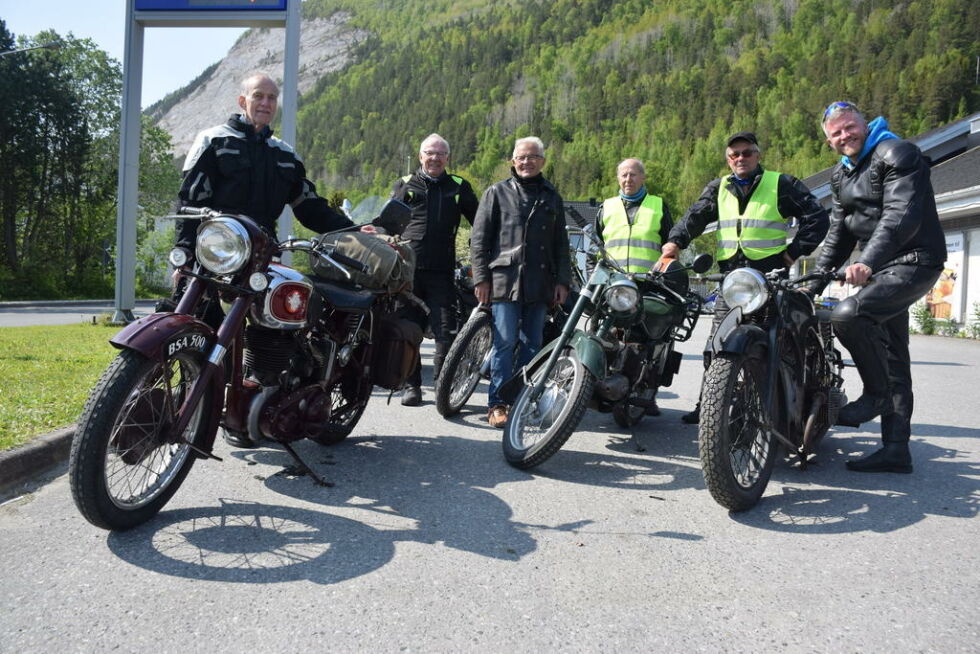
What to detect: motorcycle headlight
<box><xmin>603</xmin><ymin>281</ymin><xmax>640</xmax><ymax>313</ymax></box>
<box><xmin>195</xmin><ymin>217</ymin><xmax>251</xmax><ymax>275</ymax></box>
<box><xmin>721</xmin><ymin>268</ymin><xmax>769</xmax><ymax>315</ymax></box>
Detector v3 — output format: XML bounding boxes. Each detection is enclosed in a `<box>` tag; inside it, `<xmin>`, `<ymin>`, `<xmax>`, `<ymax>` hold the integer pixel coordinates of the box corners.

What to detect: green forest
<box><xmin>1</xmin><ymin>0</ymin><xmax>977</xmax><ymax>299</ymax></box>
<box><xmin>297</xmin><ymin>0</ymin><xmax>978</xmax><ymax>213</ymax></box>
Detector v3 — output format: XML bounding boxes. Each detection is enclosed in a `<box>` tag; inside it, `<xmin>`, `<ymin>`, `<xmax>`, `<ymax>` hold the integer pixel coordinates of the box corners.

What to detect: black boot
<box><xmin>645</xmin><ymin>396</ymin><xmax>661</xmax><ymax>416</ymax></box>
<box><xmin>432</xmin><ymin>340</ymin><xmax>451</xmax><ymax>382</ymax></box>
<box><xmin>846</xmin><ymin>441</ymin><xmax>912</xmax><ymax>473</ymax></box>
<box><xmin>681</xmin><ymin>403</ymin><xmax>700</xmax><ymax>424</ymax></box>
<box><xmin>836</xmin><ymin>393</ymin><xmax>892</xmax><ymax>427</ymax></box>
<box><xmin>401</xmin><ymin>385</ymin><xmax>422</xmax><ymax>406</ymax></box>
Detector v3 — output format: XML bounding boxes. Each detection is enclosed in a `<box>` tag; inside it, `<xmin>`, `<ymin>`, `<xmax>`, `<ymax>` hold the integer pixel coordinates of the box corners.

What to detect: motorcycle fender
<box><xmin>711</xmin><ymin>322</ymin><xmax>768</xmax><ymax>356</ymax></box>
<box><xmin>110</xmin><ymin>313</ymin><xmax>223</xmax><ymax>456</ymax></box>
<box><xmin>498</xmin><ymin>330</ymin><xmax>605</xmax><ymax>403</ymax></box>
<box><xmin>110</xmin><ymin>312</ymin><xmax>216</xmax><ymax>362</ymax></box>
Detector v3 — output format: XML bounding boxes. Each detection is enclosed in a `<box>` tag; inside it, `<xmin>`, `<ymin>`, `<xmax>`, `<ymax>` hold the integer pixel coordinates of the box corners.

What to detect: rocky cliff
<box><xmin>149</xmin><ymin>12</ymin><xmax>367</xmax><ymax>160</ymax></box>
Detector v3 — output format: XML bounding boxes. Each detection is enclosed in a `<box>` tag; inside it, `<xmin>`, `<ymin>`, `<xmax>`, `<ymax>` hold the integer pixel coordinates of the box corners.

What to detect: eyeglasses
<box><xmin>421</xmin><ymin>150</ymin><xmax>449</xmax><ymax>157</ymax></box>
<box><xmin>726</xmin><ymin>149</ymin><xmax>758</xmax><ymax>160</ymax></box>
<box><xmin>822</xmin><ymin>101</ymin><xmax>858</xmax><ymax>121</ymax></box>
<box><xmin>513</xmin><ymin>154</ymin><xmax>544</xmax><ymax>162</ymax></box>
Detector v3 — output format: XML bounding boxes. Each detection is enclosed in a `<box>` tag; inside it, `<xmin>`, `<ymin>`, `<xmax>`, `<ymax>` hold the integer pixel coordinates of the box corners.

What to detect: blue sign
<box><xmin>135</xmin><ymin>0</ymin><xmax>287</xmax><ymax>10</ymax></box>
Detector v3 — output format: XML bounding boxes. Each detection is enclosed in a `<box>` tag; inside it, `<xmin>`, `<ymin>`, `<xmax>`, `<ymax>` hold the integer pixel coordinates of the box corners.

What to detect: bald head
<box><xmin>238</xmin><ymin>74</ymin><xmax>279</xmax><ymax>130</ymax></box>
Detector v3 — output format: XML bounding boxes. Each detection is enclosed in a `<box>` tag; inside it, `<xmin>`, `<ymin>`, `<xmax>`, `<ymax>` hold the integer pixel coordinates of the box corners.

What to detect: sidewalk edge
<box><xmin>0</xmin><ymin>427</ymin><xmax>74</xmax><ymax>498</ymax></box>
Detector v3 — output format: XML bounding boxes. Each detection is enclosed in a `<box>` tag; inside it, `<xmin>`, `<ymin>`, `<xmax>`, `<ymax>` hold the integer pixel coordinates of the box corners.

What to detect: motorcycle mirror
<box><xmin>691</xmin><ymin>253</ymin><xmax>714</xmax><ymax>274</ymax></box>
<box><xmin>371</xmin><ymin>198</ymin><xmax>412</xmax><ymax>234</ymax></box>
<box><xmin>340</xmin><ymin>198</ymin><xmax>353</xmax><ymax>217</ymax></box>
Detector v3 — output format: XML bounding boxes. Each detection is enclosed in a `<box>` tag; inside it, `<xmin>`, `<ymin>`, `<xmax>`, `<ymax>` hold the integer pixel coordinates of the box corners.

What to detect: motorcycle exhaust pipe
<box><xmin>595</xmin><ymin>374</ymin><xmax>629</xmax><ymax>402</ymax></box>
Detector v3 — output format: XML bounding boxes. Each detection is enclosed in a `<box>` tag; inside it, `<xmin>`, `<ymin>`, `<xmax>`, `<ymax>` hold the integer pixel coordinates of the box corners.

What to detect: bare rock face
<box><xmin>153</xmin><ymin>12</ymin><xmax>368</xmax><ymax>159</ymax></box>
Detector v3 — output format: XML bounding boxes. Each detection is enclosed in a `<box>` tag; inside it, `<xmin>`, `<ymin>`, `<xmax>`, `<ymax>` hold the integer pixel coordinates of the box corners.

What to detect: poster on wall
<box><xmin>926</xmin><ymin>233</ymin><xmax>963</xmax><ymax>322</ymax></box>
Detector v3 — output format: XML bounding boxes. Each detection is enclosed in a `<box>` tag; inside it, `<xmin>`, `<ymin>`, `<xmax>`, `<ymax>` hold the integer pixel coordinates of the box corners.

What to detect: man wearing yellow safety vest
<box><xmin>656</xmin><ymin>132</ymin><xmax>829</xmax><ymax>424</ymax></box>
<box><xmin>594</xmin><ymin>158</ymin><xmax>675</xmax><ymax>416</ymax></box>
<box><xmin>390</xmin><ymin>133</ymin><xmax>479</xmax><ymax>406</ymax></box>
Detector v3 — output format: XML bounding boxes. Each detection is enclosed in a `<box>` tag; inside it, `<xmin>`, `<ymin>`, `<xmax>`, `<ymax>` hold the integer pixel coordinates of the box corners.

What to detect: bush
<box><xmin>936</xmin><ymin>319</ymin><xmax>960</xmax><ymax>337</ymax></box>
<box><xmin>969</xmin><ymin>302</ymin><xmax>980</xmax><ymax>340</ymax></box>
<box><xmin>912</xmin><ymin>301</ymin><xmax>935</xmax><ymax>335</ymax></box>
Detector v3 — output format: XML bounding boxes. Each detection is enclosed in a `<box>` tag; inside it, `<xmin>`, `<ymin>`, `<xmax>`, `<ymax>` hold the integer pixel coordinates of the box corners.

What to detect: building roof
<box><xmin>931</xmin><ymin>145</ymin><xmax>980</xmax><ymax>195</ymax></box>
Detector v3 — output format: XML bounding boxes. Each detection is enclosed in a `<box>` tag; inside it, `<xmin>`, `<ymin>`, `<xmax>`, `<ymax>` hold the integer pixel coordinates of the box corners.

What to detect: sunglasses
<box><xmin>726</xmin><ymin>149</ymin><xmax>758</xmax><ymax>160</ymax></box>
<box><xmin>823</xmin><ymin>101</ymin><xmax>858</xmax><ymax>120</ymax></box>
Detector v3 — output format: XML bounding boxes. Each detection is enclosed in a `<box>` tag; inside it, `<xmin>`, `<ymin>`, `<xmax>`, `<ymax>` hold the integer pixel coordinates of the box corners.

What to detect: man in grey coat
<box><xmin>471</xmin><ymin>137</ymin><xmax>572</xmax><ymax>428</ymax></box>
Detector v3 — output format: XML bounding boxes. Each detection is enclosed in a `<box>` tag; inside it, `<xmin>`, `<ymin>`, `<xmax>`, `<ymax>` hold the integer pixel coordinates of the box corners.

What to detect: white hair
<box><xmin>617</xmin><ymin>158</ymin><xmax>645</xmax><ymax>175</ymax></box>
<box><xmin>240</xmin><ymin>72</ymin><xmax>278</xmax><ymax>96</ymax></box>
<box><xmin>513</xmin><ymin>136</ymin><xmax>545</xmax><ymax>158</ymax></box>
<box><xmin>420</xmin><ymin>133</ymin><xmax>450</xmax><ymax>154</ymax></box>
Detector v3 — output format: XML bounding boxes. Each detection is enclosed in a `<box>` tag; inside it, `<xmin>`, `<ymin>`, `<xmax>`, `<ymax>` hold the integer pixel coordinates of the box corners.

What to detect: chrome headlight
<box><xmin>603</xmin><ymin>280</ymin><xmax>640</xmax><ymax>313</ymax></box>
<box><xmin>722</xmin><ymin>268</ymin><xmax>769</xmax><ymax>315</ymax></box>
<box><xmin>195</xmin><ymin>217</ymin><xmax>251</xmax><ymax>275</ymax></box>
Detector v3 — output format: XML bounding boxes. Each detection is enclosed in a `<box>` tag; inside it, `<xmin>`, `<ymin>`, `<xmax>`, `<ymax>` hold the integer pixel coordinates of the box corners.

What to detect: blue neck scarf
<box><xmin>842</xmin><ymin>116</ymin><xmax>899</xmax><ymax>170</ymax></box>
<box><xmin>619</xmin><ymin>187</ymin><xmax>646</xmax><ymax>203</ymax></box>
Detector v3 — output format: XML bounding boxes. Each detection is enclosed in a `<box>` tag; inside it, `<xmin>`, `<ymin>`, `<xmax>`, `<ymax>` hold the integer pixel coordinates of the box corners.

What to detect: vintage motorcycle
<box><xmin>69</xmin><ymin>201</ymin><xmax>416</xmax><ymax>530</ymax></box>
<box><xmin>499</xmin><ymin>232</ymin><xmax>713</xmax><ymax>469</ymax></box>
<box><xmin>697</xmin><ymin>267</ymin><xmax>848</xmax><ymax>511</ymax></box>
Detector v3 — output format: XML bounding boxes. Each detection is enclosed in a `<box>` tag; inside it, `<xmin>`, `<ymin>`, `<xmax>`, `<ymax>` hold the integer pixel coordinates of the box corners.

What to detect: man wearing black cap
<box><xmin>657</xmin><ymin>132</ymin><xmax>829</xmax><ymax>423</ymax></box>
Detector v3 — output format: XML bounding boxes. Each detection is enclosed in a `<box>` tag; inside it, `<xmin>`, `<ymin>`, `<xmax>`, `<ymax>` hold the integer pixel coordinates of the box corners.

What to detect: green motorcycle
<box><xmin>500</xmin><ymin>234</ymin><xmax>713</xmax><ymax>469</ymax></box>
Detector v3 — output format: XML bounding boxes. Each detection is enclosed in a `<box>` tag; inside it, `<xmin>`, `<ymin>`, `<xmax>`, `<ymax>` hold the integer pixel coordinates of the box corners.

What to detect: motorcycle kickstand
<box><xmin>629</xmin><ymin>429</ymin><xmax>647</xmax><ymax>452</ymax></box>
<box><xmin>279</xmin><ymin>441</ymin><xmax>334</xmax><ymax>487</ymax></box>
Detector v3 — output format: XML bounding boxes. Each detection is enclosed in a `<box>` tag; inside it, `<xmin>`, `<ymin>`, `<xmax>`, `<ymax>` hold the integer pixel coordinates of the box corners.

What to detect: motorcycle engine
<box><xmin>244</xmin><ymin>325</ymin><xmax>299</xmax><ymax>386</ymax></box>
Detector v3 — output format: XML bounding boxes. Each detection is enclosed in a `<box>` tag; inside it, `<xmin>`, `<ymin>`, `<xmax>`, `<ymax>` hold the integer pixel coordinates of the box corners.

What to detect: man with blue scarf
<box><xmin>657</xmin><ymin>132</ymin><xmax>829</xmax><ymax>424</ymax></box>
<box><xmin>594</xmin><ymin>158</ymin><xmax>675</xmax><ymax>416</ymax></box>
<box><xmin>809</xmin><ymin>102</ymin><xmax>946</xmax><ymax>474</ymax></box>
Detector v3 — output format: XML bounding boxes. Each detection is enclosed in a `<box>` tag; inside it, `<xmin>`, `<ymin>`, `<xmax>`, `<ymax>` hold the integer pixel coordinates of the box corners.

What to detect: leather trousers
<box><xmin>831</xmin><ymin>263</ymin><xmax>942</xmax><ymax>442</ymax></box>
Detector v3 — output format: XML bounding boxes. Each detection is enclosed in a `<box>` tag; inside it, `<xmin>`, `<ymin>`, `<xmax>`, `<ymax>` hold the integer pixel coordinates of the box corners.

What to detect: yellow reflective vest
<box><xmin>716</xmin><ymin>170</ymin><xmax>788</xmax><ymax>261</ymax></box>
<box><xmin>601</xmin><ymin>194</ymin><xmax>664</xmax><ymax>273</ymax></box>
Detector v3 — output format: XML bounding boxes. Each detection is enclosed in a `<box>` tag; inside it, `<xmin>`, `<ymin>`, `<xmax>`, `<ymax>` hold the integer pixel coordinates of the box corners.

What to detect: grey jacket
<box><xmin>470</xmin><ymin>171</ymin><xmax>572</xmax><ymax>304</ymax></box>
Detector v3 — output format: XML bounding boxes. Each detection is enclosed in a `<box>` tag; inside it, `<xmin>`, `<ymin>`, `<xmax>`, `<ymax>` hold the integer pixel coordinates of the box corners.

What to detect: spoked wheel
<box><xmin>310</xmin><ymin>367</ymin><xmax>372</xmax><ymax>445</ymax></box>
<box><xmin>698</xmin><ymin>353</ymin><xmax>776</xmax><ymax>511</ymax></box>
<box><xmin>435</xmin><ymin>311</ymin><xmax>492</xmax><ymax>417</ymax></box>
<box><xmin>69</xmin><ymin>348</ymin><xmax>212</xmax><ymax>530</ymax></box>
<box><xmin>502</xmin><ymin>348</ymin><xmax>594</xmax><ymax>469</ymax></box>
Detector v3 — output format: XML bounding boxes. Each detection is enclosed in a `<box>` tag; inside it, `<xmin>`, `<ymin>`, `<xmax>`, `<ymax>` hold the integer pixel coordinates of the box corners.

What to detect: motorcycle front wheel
<box><xmin>698</xmin><ymin>352</ymin><xmax>776</xmax><ymax>511</ymax></box>
<box><xmin>435</xmin><ymin>311</ymin><xmax>492</xmax><ymax>417</ymax></box>
<box><xmin>503</xmin><ymin>348</ymin><xmax>594</xmax><ymax>469</ymax></box>
<box><xmin>69</xmin><ymin>348</ymin><xmax>212</xmax><ymax>530</ymax></box>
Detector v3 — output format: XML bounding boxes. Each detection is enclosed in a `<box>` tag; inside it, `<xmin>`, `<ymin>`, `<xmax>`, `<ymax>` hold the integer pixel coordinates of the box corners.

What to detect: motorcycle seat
<box><xmin>313</xmin><ymin>280</ymin><xmax>375</xmax><ymax>312</ymax></box>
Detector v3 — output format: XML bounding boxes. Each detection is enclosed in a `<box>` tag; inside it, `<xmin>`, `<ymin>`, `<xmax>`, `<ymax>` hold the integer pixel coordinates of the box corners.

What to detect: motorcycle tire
<box><xmin>310</xmin><ymin>368</ymin><xmax>372</xmax><ymax>445</ymax></box>
<box><xmin>435</xmin><ymin>311</ymin><xmax>492</xmax><ymax>417</ymax></box>
<box><xmin>503</xmin><ymin>348</ymin><xmax>595</xmax><ymax>469</ymax></box>
<box><xmin>69</xmin><ymin>348</ymin><xmax>211</xmax><ymax>530</ymax></box>
<box><xmin>698</xmin><ymin>352</ymin><xmax>777</xmax><ymax>511</ymax></box>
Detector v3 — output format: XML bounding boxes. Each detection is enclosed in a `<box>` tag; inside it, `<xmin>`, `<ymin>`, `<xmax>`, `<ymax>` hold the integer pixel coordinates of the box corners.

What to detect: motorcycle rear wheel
<box><xmin>69</xmin><ymin>348</ymin><xmax>210</xmax><ymax>530</ymax></box>
<box><xmin>435</xmin><ymin>311</ymin><xmax>492</xmax><ymax>416</ymax></box>
<box><xmin>310</xmin><ymin>369</ymin><xmax>372</xmax><ymax>445</ymax></box>
<box><xmin>503</xmin><ymin>348</ymin><xmax>594</xmax><ymax>469</ymax></box>
<box><xmin>698</xmin><ymin>352</ymin><xmax>776</xmax><ymax>511</ymax></box>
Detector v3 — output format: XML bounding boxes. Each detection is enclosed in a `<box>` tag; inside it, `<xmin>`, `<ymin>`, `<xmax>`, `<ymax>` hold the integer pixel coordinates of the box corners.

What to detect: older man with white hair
<box><xmin>471</xmin><ymin>137</ymin><xmax>572</xmax><ymax>428</ymax></box>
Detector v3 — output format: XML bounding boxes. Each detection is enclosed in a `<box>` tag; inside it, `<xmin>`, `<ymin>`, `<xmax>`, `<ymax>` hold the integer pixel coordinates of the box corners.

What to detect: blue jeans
<box><xmin>488</xmin><ymin>302</ymin><xmax>547</xmax><ymax>408</ymax></box>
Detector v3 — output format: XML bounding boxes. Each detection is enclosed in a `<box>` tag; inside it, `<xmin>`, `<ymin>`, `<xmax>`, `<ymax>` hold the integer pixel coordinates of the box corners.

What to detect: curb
<box><xmin>0</xmin><ymin>427</ymin><xmax>75</xmax><ymax>498</ymax></box>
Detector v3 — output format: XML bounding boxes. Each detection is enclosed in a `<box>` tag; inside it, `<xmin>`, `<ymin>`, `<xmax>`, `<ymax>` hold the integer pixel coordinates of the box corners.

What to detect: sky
<box><xmin>1</xmin><ymin>1</ymin><xmax>247</xmax><ymax>106</ymax></box>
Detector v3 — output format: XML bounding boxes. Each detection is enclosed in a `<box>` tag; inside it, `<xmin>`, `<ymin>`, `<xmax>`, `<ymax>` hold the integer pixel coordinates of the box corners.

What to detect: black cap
<box><xmin>726</xmin><ymin>131</ymin><xmax>758</xmax><ymax>147</ymax></box>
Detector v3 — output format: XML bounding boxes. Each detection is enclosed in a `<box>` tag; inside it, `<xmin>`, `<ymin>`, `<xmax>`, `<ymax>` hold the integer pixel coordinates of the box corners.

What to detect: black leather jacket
<box><xmin>471</xmin><ymin>171</ymin><xmax>572</xmax><ymax>304</ymax></box>
<box><xmin>176</xmin><ymin>114</ymin><xmax>351</xmax><ymax>250</ymax></box>
<box><xmin>815</xmin><ymin>139</ymin><xmax>946</xmax><ymax>276</ymax></box>
<box><xmin>390</xmin><ymin>169</ymin><xmax>479</xmax><ymax>271</ymax></box>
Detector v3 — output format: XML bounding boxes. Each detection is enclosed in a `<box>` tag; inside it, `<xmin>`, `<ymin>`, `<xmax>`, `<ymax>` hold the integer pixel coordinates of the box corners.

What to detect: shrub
<box><xmin>912</xmin><ymin>301</ymin><xmax>935</xmax><ymax>335</ymax></box>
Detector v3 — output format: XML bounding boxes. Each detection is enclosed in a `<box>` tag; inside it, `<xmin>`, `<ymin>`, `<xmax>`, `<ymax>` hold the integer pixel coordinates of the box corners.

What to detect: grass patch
<box><xmin>0</xmin><ymin>323</ymin><xmax>120</xmax><ymax>451</ymax></box>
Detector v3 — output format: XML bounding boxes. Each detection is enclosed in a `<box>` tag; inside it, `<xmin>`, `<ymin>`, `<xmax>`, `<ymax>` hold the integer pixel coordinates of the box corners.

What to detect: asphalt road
<box><xmin>0</xmin><ymin>300</ymin><xmax>158</xmax><ymax>327</ymax></box>
<box><xmin>1</xmin><ymin>320</ymin><xmax>978</xmax><ymax>652</ymax></box>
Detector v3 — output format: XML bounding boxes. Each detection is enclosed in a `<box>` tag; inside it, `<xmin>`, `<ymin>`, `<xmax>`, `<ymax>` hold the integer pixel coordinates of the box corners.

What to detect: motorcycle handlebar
<box><xmin>329</xmin><ymin>251</ymin><xmax>369</xmax><ymax>273</ymax></box>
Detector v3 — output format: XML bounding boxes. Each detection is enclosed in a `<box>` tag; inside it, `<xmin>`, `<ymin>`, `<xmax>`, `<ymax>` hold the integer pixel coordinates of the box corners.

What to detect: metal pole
<box><xmin>113</xmin><ymin>3</ymin><xmax>143</xmax><ymax>324</ymax></box>
<box><xmin>277</xmin><ymin>0</ymin><xmax>301</xmax><ymax>258</ymax></box>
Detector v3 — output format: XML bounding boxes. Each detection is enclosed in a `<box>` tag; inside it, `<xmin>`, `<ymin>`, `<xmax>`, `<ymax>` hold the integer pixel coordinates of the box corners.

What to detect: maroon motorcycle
<box><xmin>69</xmin><ymin>201</ymin><xmax>417</xmax><ymax>530</ymax></box>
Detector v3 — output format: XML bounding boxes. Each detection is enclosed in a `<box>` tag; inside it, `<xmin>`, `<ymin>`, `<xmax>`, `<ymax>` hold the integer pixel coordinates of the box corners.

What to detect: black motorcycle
<box><xmin>697</xmin><ymin>267</ymin><xmax>848</xmax><ymax>511</ymax></box>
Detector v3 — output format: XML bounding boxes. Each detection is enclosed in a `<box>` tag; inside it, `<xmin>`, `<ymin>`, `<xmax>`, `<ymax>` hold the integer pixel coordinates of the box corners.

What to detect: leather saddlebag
<box><xmin>371</xmin><ymin>316</ymin><xmax>423</xmax><ymax>390</ymax></box>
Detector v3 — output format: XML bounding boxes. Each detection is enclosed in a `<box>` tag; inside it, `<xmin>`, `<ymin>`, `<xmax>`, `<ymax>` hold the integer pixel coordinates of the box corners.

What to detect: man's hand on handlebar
<box><xmin>653</xmin><ymin>242</ymin><xmax>680</xmax><ymax>272</ymax></box>
<box><xmin>845</xmin><ymin>262</ymin><xmax>873</xmax><ymax>286</ymax></box>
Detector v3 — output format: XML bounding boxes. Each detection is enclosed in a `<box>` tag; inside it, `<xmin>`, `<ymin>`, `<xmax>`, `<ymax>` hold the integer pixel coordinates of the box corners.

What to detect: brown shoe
<box><xmin>488</xmin><ymin>405</ymin><xmax>509</xmax><ymax>428</ymax></box>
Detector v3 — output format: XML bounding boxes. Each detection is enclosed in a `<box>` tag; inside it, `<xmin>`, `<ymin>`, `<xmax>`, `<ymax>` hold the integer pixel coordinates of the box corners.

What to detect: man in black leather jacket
<box><xmin>389</xmin><ymin>134</ymin><xmax>479</xmax><ymax>406</ymax></box>
<box><xmin>176</xmin><ymin>73</ymin><xmax>351</xmax><ymax>252</ymax></box>
<box><xmin>812</xmin><ymin>101</ymin><xmax>946</xmax><ymax>473</ymax></box>
<box><xmin>471</xmin><ymin>137</ymin><xmax>572</xmax><ymax>428</ymax></box>
<box><xmin>174</xmin><ymin>73</ymin><xmax>352</xmax><ymax>448</ymax></box>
